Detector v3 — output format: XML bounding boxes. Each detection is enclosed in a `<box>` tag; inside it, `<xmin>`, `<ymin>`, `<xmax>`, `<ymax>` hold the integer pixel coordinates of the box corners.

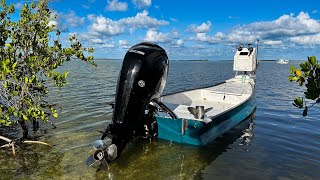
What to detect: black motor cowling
<box><xmin>102</xmin><ymin>42</ymin><xmax>169</xmax><ymax>157</ymax></box>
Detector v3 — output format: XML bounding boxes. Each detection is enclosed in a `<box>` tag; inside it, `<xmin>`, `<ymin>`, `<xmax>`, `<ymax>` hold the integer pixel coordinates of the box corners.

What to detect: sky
<box><xmin>6</xmin><ymin>0</ymin><xmax>320</xmax><ymax>60</ymax></box>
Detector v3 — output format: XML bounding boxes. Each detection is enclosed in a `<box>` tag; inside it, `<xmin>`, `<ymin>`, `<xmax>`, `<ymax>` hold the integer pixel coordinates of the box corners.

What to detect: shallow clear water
<box><xmin>1</xmin><ymin>60</ymin><xmax>319</xmax><ymax>179</ymax></box>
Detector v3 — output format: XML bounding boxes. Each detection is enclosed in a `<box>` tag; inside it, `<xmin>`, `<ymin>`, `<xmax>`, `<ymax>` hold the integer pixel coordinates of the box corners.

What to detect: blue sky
<box><xmin>7</xmin><ymin>0</ymin><xmax>320</xmax><ymax>60</ymax></box>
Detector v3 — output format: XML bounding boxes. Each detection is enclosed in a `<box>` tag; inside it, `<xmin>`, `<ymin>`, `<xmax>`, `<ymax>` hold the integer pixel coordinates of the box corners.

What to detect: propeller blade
<box><xmin>85</xmin><ymin>155</ymin><xmax>96</xmax><ymax>166</ymax></box>
<box><xmin>204</xmin><ymin>107</ymin><xmax>213</xmax><ymax>113</ymax></box>
<box><xmin>106</xmin><ymin>144</ymin><xmax>117</xmax><ymax>161</ymax></box>
<box><xmin>187</xmin><ymin>107</ymin><xmax>197</xmax><ymax>116</ymax></box>
<box><xmin>99</xmin><ymin>159</ymin><xmax>109</xmax><ymax>171</ymax></box>
<box><xmin>93</xmin><ymin>140</ymin><xmax>107</xmax><ymax>150</ymax></box>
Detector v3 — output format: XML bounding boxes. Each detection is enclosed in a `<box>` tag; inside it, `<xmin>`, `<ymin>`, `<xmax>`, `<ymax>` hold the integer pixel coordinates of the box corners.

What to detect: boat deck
<box><xmin>171</xmin><ymin>100</ymin><xmax>235</xmax><ymax>120</ymax></box>
<box><xmin>161</xmin><ymin>76</ymin><xmax>254</xmax><ymax>121</ymax></box>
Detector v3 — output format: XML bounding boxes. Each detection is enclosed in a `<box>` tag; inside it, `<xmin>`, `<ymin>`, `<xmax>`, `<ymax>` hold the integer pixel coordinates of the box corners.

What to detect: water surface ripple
<box><xmin>1</xmin><ymin>60</ymin><xmax>319</xmax><ymax>179</ymax></box>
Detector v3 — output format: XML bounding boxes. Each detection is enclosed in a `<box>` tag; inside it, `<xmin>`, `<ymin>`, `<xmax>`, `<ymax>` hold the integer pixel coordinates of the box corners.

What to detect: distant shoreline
<box><xmin>92</xmin><ymin>59</ymin><xmax>304</xmax><ymax>61</ymax></box>
<box><xmin>176</xmin><ymin>60</ymin><xmax>208</xmax><ymax>61</ymax></box>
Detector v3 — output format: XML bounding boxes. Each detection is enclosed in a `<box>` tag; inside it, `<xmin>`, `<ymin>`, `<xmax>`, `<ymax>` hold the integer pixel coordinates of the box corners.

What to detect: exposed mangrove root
<box><xmin>48</xmin><ymin>120</ymin><xmax>57</xmax><ymax>129</ymax></box>
<box><xmin>22</xmin><ymin>140</ymin><xmax>52</xmax><ymax>147</ymax></box>
<box><xmin>0</xmin><ymin>135</ymin><xmax>17</xmax><ymax>156</ymax></box>
<box><xmin>0</xmin><ymin>135</ymin><xmax>52</xmax><ymax>156</ymax></box>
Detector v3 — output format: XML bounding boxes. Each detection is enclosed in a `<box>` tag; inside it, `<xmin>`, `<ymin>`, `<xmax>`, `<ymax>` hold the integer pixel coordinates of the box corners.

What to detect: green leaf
<box><xmin>308</xmin><ymin>56</ymin><xmax>317</xmax><ymax>66</ymax></box>
<box><xmin>22</xmin><ymin>115</ymin><xmax>28</xmax><ymax>121</ymax></box>
<box><xmin>300</xmin><ymin>62</ymin><xmax>311</xmax><ymax>70</ymax></box>
<box><xmin>53</xmin><ymin>113</ymin><xmax>58</xmax><ymax>118</ymax></box>
<box><xmin>303</xmin><ymin>106</ymin><xmax>308</xmax><ymax>117</ymax></box>
<box><xmin>5</xmin><ymin>121</ymin><xmax>11</xmax><ymax>126</ymax></box>
<box><xmin>13</xmin><ymin>91</ymin><xmax>18</xmax><ymax>96</ymax></box>
<box><xmin>12</xmin><ymin>62</ymin><xmax>17</xmax><ymax>69</ymax></box>
<box><xmin>294</xmin><ymin>97</ymin><xmax>303</xmax><ymax>108</ymax></box>
<box><xmin>305</xmin><ymin>70</ymin><xmax>311</xmax><ymax>76</ymax></box>
<box><xmin>289</xmin><ymin>66</ymin><xmax>296</xmax><ymax>74</ymax></box>
<box><xmin>0</xmin><ymin>0</ymin><xmax>95</xmax><ymax>130</ymax></box>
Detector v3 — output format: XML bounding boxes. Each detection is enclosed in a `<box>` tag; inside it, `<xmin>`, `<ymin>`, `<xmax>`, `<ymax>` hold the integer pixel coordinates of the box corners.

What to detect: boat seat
<box><xmin>163</xmin><ymin>102</ymin><xmax>180</xmax><ymax>111</ymax></box>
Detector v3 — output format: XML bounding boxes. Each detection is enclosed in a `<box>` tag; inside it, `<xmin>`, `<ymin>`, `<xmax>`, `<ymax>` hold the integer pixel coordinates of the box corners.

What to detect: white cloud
<box><xmin>190</xmin><ymin>11</ymin><xmax>320</xmax><ymax>46</ymax></box>
<box><xmin>188</xmin><ymin>21</ymin><xmax>211</xmax><ymax>33</ymax></box>
<box><xmin>119</xmin><ymin>10</ymin><xmax>169</xmax><ymax>30</ymax></box>
<box><xmin>48</xmin><ymin>20</ymin><xmax>58</xmax><ymax>28</ymax></box>
<box><xmin>63</xmin><ymin>11</ymin><xmax>85</xmax><ymax>27</ymax></box>
<box><xmin>171</xmin><ymin>29</ymin><xmax>180</xmax><ymax>38</ymax></box>
<box><xmin>91</xmin><ymin>38</ymin><xmax>104</xmax><ymax>44</ymax></box>
<box><xmin>48</xmin><ymin>10</ymin><xmax>85</xmax><ymax>31</ymax></box>
<box><xmin>82</xmin><ymin>11</ymin><xmax>169</xmax><ymax>48</ymax></box>
<box><xmin>191</xmin><ymin>32</ymin><xmax>225</xmax><ymax>44</ymax></box>
<box><xmin>227</xmin><ymin>29</ymin><xmax>258</xmax><ymax>44</ymax></box>
<box><xmin>170</xmin><ymin>17</ymin><xmax>178</xmax><ymax>22</ymax></box>
<box><xmin>106</xmin><ymin>0</ymin><xmax>128</xmax><ymax>12</ymax></box>
<box><xmin>132</xmin><ymin>0</ymin><xmax>151</xmax><ymax>8</ymax></box>
<box><xmin>175</xmin><ymin>39</ymin><xmax>184</xmax><ymax>47</ymax></box>
<box><xmin>263</xmin><ymin>40</ymin><xmax>283</xmax><ymax>45</ymax></box>
<box><xmin>119</xmin><ymin>40</ymin><xmax>131</xmax><ymax>49</ymax></box>
<box><xmin>119</xmin><ymin>40</ymin><xmax>128</xmax><ymax>46</ymax></box>
<box><xmin>290</xmin><ymin>33</ymin><xmax>320</xmax><ymax>44</ymax></box>
<box><xmin>87</xmin><ymin>14</ymin><xmax>125</xmax><ymax>36</ymax></box>
<box><xmin>101</xmin><ymin>42</ymin><xmax>116</xmax><ymax>48</ymax></box>
<box><xmin>241</xmin><ymin>12</ymin><xmax>320</xmax><ymax>39</ymax></box>
<box><xmin>78</xmin><ymin>32</ymin><xmax>116</xmax><ymax>49</ymax></box>
<box><xmin>143</xmin><ymin>29</ymin><xmax>184</xmax><ymax>48</ymax></box>
<box><xmin>262</xmin><ymin>40</ymin><xmax>283</xmax><ymax>45</ymax></box>
<box><xmin>86</xmin><ymin>10</ymin><xmax>168</xmax><ymax>38</ymax></box>
<box><xmin>48</xmin><ymin>10</ymin><xmax>60</xmax><ymax>29</ymax></box>
<box><xmin>144</xmin><ymin>28</ymin><xmax>170</xmax><ymax>43</ymax></box>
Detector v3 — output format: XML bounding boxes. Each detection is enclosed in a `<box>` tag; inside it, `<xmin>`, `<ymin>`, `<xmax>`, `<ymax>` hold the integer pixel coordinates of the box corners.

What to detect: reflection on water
<box><xmin>92</xmin><ymin>114</ymin><xmax>257</xmax><ymax>179</ymax></box>
<box><xmin>1</xmin><ymin>60</ymin><xmax>320</xmax><ymax>179</ymax></box>
<box><xmin>239</xmin><ymin>115</ymin><xmax>255</xmax><ymax>146</ymax></box>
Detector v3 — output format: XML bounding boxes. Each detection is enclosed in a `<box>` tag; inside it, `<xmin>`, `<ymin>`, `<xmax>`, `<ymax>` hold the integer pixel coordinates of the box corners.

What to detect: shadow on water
<box><xmin>91</xmin><ymin>112</ymin><xmax>256</xmax><ymax>179</ymax></box>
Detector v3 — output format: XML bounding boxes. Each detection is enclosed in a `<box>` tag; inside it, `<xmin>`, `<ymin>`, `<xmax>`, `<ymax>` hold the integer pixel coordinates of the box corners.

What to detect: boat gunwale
<box><xmin>160</xmin><ymin>78</ymin><xmax>255</xmax><ymax>121</ymax></box>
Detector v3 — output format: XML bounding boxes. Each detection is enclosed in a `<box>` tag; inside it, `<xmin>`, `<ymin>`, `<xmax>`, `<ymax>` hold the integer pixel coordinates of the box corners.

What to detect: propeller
<box><xmin>86</xmin><ymin>139</ymin><xmax>117</xmax><ymax>170</ymax></box>
<box><xmin>187</xmin><ymin>106</ymin><xmax>213</xmax><ymax>119</ymax></box>
<box><xmin>187</xmin><ymin>106</ymin><xmax>213</xmax><ymax>123</ymax></box>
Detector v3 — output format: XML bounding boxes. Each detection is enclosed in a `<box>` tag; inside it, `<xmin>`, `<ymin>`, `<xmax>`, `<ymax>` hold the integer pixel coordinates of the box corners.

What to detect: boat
<box><xmin>86</xmin><ymin>42</ymin><xmax>258</xmax><ymax>167</ymax></box>
<box><xmin>156</xmin><ymin>43</ymin><xmax>258</xmax><ymax>146</ymax></box>
<box><xmin>277</xmin><ymin>59</ymin><xmax>289</xmax><ymax>64</ymax></box>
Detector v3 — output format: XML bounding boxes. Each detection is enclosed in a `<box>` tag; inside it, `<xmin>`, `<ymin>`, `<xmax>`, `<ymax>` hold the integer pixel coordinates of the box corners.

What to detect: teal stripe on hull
<box><xmin>156</xmin><ymin>97</ymin><xmax>256</xmax><ymax>146</ymax></box>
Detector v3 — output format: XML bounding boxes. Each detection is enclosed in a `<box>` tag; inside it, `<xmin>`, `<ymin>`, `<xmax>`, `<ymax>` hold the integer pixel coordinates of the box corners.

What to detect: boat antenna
<box><xmin>256</xmin><ymin>39</ymin><xmax>259</xmax><ymax>60</ymax></box>
<box><xmin>255</xmin><ymin>39</ymin><xmax>260</xmax><ymax>69</ymax></box>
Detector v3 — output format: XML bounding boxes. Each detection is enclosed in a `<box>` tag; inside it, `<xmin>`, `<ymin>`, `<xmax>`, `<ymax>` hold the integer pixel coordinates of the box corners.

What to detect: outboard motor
<box><xmin>86</xmin><ymin>42</ymin><xmax>169</xmax><ymax>168</ymax></box>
